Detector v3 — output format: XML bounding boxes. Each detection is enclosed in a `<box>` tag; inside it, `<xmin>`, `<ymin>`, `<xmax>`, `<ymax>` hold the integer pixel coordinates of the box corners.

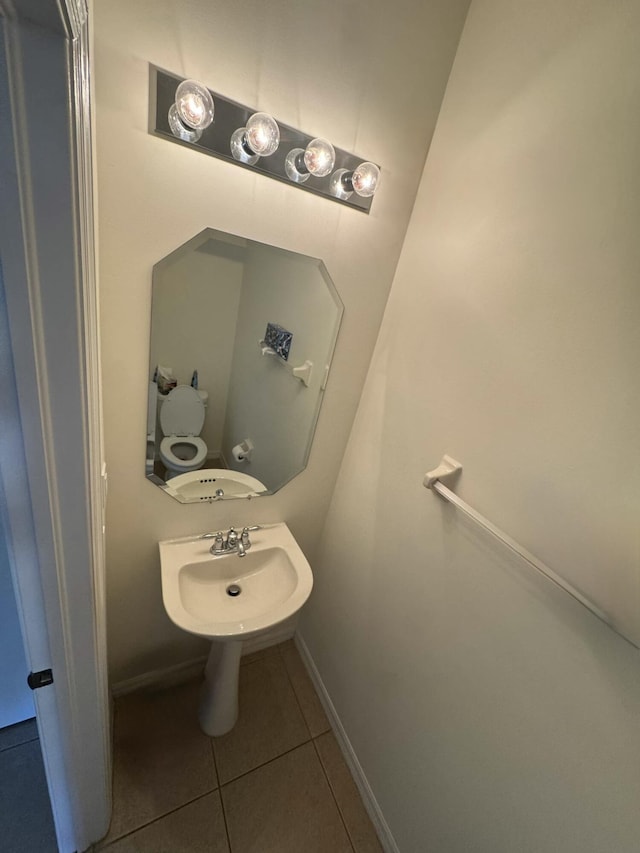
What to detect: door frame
<box><xmin>0</xmin><ymin>1</ymin><xmax>110</xmax><ymax>849</ymax></box>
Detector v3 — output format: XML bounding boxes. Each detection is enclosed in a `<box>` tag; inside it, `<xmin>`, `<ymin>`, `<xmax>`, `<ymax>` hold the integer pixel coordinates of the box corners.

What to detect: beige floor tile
<box><xmin>240</xmin><ymin>643</ymin><xmax>280</xmax><ymax>666</ymax></box>
<box><xmin>103</xmin><ymin>792</ymin><xmax>229</xmax><ymax>853</ymax></box>
<box><xmin>280</xmin><ymin>640</ymin><xmax>331</xmax><ymax>737</ymax></box>
<box><xmin>222</xmin><ymin>742</ymin><xmax>353</xmax><ymax>853</ymax></box>
<box><xmin>212</xmin><ymin>654</ymin><xmax>309</xmax><ymax>784</ymax></box>
<box><xmin>101</xmin><ymin>680</ymin><xmax>217</xmax><ymax>844</ymax></box>
<box><xmin>315</xmin><ymin>732</ymin><xmax>383</xmax><ymax>853</ymax></box>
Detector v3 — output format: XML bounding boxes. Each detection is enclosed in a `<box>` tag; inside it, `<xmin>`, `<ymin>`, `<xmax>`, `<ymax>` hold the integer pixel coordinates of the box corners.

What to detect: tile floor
<box><xmin>97</xmin><ymin>641</ymin><xmax>382</xmax><ymax>853</ymax></box>
<box><xmin>0</xmin><ymin>717</ymin><xmax>57</xmax><ymax>852</ymax></box>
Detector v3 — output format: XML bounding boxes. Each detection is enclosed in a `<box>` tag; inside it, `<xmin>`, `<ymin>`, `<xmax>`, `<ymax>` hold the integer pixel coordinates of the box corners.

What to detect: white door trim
<box><xmin>0</xmin><ymin>1</ymin><xmax>110</xmax><ymax>849</ymax></box>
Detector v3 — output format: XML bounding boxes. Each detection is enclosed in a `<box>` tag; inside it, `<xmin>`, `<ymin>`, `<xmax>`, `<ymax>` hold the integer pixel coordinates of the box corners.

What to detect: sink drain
<box><xmin>226</xmin><ymin>583</ymin><xmax>242</xmax><ymax>597</ymax></box>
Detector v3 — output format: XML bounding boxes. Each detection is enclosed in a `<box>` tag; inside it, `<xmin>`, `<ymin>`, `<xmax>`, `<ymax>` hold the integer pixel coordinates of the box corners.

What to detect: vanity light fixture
<box><xmin>329</xmin><ymin>162</ymin><xmax>381</xmax><ymax>200</ymax></box>
<box><xmin>230</xmin><ymin>112</ymin><xmax>280</xmax><ymax>164</ymax></box>
<box><xmin>150</xmin><ymin>65</ymin><xmax>380</xmax><ymax>213</ymax></box>
<box><xmin>168</xmin><ymin>79</ymin><xmax>215</xmax><ymax>143</ymax></box>
<box><xmin>284</xmin><ymin>138</ymin><xmax>336</xmax><ymax>184</ymax></box>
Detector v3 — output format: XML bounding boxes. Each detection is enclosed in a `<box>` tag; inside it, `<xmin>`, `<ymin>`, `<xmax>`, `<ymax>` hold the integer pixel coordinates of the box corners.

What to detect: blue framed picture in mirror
<box><xmin>264</xmin><ymin>322</ymin><xmax>293</xmax><ymax>361</ymax></box>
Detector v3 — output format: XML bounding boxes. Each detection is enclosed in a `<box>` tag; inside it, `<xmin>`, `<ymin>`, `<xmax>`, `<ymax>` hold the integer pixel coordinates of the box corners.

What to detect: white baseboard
<box><xmin>240</xmin><ymin>620</ymin><xmax>296</xmax><ymax>655</ymax></box>
<box><xmin>111</xmin><ymin>656</ymin><xmax>208</xmax><ymax>697</ymax></box>
<box><xmin>295</xmin><ymin>633</ymin><xmax>400</xmax><ymax>853</ymax></box>
<box><xmin>110</xmin><ymin>623</ymin><xmax>296</xmax><ymax>698</ymax></box>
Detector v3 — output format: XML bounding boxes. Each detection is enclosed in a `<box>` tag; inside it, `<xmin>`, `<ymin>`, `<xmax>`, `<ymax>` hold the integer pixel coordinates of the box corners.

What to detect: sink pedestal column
<box><xmin>198</xmin><ymin>639</ymin><xmax>242</xmax><ymax>736</ymax></box>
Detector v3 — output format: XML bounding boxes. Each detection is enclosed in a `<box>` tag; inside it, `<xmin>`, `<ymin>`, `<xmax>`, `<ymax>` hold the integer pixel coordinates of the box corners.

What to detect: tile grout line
<box><xmin>277</xmin><ymin>642</ymin><xmax>315</xmax><ymax>742</ymax></box>
<box><xmin>105</xmin><ymin>645</ymin><xmax>339</xmax><ymax>851</ymax></box>
<box><xmin>240</xmin><ymin>646</ymin><xmax>280</xmax><ymax>668</ymax></box>
<box><xmin>215</xmin><ymin>738</ymin><xmax>356</xmax><ymax>851</ymax></box>
<box><xmin>217</xmin><ymin>736</ymin><xmax>313</xmax><ymax>789</ymax></box>
<box><xmin>279</xmin><ymin>642</ymin><xmax>356</xmax><ymax>851</ymax></box>
<box><xmin>106</xmin><ymin>647</ymin><xmax>307</xmax><ymax>849</ymax></box>
<box><xmin>103</xmin><ymin>689</ymin><xmax>222</xmax><ymax>847</ymax></box>
<box><xmin>279</xmin><ymin>646</ymin><xmax>364</xmax><ymax>853</ymax></box>
<box><xmin>97</xmin><ymin>787</ymin><xmax>220</xmax><ymax>850</ymax></box>
<box><xmin>211</xmin><ymin>645</ymin><xmax>313</xmax><ymax>789</ymax></box>
<box><xmin>311</xmin><ymin>736</ymin><xmax>357</xmax><ymax>853</ymax></box>
<box><xmin>210</xmin><ymin>737</ymin><xmax>233</xmax><ymax>852</ymax></box>
<box><xmin>292</xmin><ymin>643</ymin><xmax>382</xmax><ymax>852</ymax></box>
<box><xmin>0</xmin><ymin>735</ymin><xmax>40</xmax><ymax>754</ymax></box>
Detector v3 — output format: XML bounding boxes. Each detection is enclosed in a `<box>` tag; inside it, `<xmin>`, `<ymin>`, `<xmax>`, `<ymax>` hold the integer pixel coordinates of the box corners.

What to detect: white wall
<box><xmin>94</xmin><ymin>0</ymin><xmax>470</xmax><ymax>681</ymax></box>
<box><xmin>222</xmin><ymin>247</ymin><xmax>340</xmax><ymax>490</ymax></box>
<box><xmin>302</xmin><ymin>1</ymin><xmax>640</xmax><ymax>850</ymax></box>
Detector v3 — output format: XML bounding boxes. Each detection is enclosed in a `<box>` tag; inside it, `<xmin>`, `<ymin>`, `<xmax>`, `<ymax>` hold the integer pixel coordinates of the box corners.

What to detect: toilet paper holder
<box><xmin>232</xmin><ymin>439</ymin><xmax>254</xmax><ymax>463</ymax></box>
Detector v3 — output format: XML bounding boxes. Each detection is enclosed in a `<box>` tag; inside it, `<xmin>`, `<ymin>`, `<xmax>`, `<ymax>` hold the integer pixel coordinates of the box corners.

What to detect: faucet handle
<box><xmin>208</xmin><ymin>531</ymin><xmax>225</xmax><ymax>555</ymax></box>
<box><xmin>241</xmin><ymin>525</ymin><xmax>260</xmax><ymax>549</ymax></box>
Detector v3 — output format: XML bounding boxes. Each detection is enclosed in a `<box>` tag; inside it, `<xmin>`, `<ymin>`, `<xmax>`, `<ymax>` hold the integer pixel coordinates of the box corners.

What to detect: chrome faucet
<box><xmin>204</xmin><ymin>526</ymin><xmax>260</xmax><ymax>557</ymax></box>
<box><xmin>226</xmin><ymin>527</ymin><xmax>239</xmax><ymax>551</ymax></box>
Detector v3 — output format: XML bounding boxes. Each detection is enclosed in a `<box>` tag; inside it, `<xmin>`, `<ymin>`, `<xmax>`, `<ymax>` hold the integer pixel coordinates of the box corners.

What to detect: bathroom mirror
<box><xmin>146</xmin><ymin>228</ymin><xmax>343</xmax><ymax>502</ymax></box>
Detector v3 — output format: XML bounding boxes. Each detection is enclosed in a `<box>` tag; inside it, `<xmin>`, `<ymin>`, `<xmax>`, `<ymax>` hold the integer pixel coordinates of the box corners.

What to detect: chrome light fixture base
<box><xmin>149</xmin><ymin>65</ymin><xmax>377</xmax><ymax>214</ymax></box>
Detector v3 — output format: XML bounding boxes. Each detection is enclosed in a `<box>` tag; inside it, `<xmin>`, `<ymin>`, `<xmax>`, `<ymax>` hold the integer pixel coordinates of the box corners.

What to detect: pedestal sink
<box><xmin>159</xmin><ymin>522</ymin><xmax>313</xmax><ymax>735</ymax></box>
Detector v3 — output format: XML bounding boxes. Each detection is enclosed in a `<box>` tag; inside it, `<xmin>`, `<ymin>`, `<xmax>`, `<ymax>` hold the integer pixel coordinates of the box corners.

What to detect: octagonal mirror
<box><xmin>146</xmin><ymin>228</ymin><xmax>343</xmax><ymax>502</ymax></box>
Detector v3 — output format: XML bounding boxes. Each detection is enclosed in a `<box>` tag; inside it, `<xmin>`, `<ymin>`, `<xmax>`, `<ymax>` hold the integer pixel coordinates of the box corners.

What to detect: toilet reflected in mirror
<box><xmin>146</xmin><ymin>228</ymin><xmax>343</xmax><ymax>503</ymax></box>
<box><xmin>158</xmin><ymin>385</ymin><xmax>208</xmax><ymax>478</ymax></box>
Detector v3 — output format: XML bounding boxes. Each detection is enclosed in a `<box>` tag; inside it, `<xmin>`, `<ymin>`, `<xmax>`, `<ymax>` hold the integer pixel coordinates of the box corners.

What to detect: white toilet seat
<box><xmin>160</xmin><ymin>435</ymin><xmax>207</xmax><ymax>471</ymax></box>
<box><xmin>158</xmin><ymin>385</ymin><xmax>208</xmax><ymax>477</ymax></box>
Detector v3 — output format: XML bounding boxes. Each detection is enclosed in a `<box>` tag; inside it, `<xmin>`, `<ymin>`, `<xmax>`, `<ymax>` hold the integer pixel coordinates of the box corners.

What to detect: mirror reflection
<box><xmin>146</xmin><ymin>228</ymin><xmax>343</xmax><ymax>502</ymax></box>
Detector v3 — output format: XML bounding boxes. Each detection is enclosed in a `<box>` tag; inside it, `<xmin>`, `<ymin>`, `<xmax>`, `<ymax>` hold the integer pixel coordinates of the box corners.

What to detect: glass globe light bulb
<box><xmin>168</xmin><ymin>79</ymin><xmax>214</xmax><ymax>143</ymax></box>
<box><xmin>175</xmin><ymin>79</ymin><xmax>214</xmax><ymax>130</ymax></box>
<box><xmin>329</xmin><ymin>168</ymin><xmax>353</xmax><ymax>200</ymax></box>
<box><xmin>285</xmin><ymin>148</ymin><xmax>311</xmax><ymax>183</ymax></box>
<box><xmin>303</xmin><ymin>138</ymin><xmax>335</xmax><ymax>177</ymax></box>
<box><xmin>352</xmin><ymin>162</ymin><xmax>380</xmax><ymax>198</ymax></box>
<box><xmin>230</xmin><ymin>128</ymin><xmax>259</xmax><ymax>165</ymax></box>
<box><xmin>245</xmin><ymin>112</ymin><xmax>280</xmax><ymax>157</ymax></box>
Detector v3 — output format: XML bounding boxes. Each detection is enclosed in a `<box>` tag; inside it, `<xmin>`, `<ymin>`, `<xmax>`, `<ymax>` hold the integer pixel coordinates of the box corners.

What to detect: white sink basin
<box><xmin>164</xmin><ymin>468</ymin><xmax>268</xmax><ymax>502</ymax></box>
<box><xmin>160</xmin><ymin>522</ymin><xmax>313</xmax><ymax>735</ymax></box>
<box><xmin>160</xmin><ymin>522</ymin><xmax>313</xmax><ymax>640</ymax></box>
